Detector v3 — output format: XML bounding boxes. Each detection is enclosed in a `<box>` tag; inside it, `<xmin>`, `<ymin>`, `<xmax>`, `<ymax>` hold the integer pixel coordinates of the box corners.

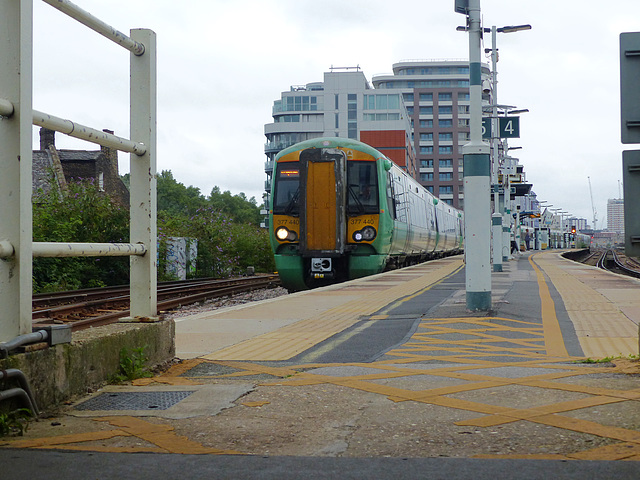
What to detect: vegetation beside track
<box><xmin>32</xmin><ymin>171</ymin><xmax>274</xmax><ymax>293</ymax></box>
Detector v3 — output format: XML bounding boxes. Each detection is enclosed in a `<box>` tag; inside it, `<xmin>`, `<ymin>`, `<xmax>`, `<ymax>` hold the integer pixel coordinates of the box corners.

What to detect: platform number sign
<box><xmin>481</xmin><ymin>117</ymin><xmax>520</xmax><ymax>139</ymax></box>
<box><xmin>482</xmin><ymin>118</ymin><xmax>491</xmax><ymax>139</ymax></box>
<box><xmin>500</xmin><ymin>117</ymin><xmax>520</xmax><ymax>138</ymax></box>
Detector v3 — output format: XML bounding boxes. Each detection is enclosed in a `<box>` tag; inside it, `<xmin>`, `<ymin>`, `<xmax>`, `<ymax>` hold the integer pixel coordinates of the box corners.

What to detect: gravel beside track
<box><xmin>161</xmin><ymin>286</ymin><xmax>289</xmax><ymax>320</ymax></box>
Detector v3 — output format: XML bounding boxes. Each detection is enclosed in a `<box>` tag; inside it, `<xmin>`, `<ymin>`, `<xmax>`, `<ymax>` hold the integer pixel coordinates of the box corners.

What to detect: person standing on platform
<box><xmin>525</xmin><ymin>230</ymin><xmax>531</xmax><ymax>250</ymax></box>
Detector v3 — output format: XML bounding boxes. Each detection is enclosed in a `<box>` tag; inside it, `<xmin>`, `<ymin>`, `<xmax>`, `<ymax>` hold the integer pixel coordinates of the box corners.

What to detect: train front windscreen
<box><xmin>273</xmin><ymin>162</ymin><xmax>300</xmax><ymax>215</ymax></box>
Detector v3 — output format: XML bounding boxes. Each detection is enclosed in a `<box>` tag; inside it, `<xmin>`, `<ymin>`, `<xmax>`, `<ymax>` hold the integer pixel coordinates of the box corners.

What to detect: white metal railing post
<box><xmin>127</xmin><ymin>28</ymin><xmax>157</xmax><ymax>320</ymax></box>
<box><xmin>0</xmin><ymin>0</ymin><xmax>33</xmax><ymax>341</ymax></box>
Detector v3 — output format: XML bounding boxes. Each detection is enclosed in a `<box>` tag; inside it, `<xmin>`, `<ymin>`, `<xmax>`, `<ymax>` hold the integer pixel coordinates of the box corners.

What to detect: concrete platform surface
<box><xmin>2</xmin><ymin>252</ymin><xmax>639</xmax><ymax>477</ymax></box>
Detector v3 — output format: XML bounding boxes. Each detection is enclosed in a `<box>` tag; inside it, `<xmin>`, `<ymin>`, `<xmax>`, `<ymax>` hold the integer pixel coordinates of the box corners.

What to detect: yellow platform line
<box><xmin>203</xmin><ymin>257</ymin><xmax>464</xmax><ymax>360</ymax></box>
<box><xmin>532</xmin><ymin>251</ymin><xmax>639</xmax><ymax>358</ymax></box>
<box><xmin>529</xmin><ymin>253</ymin><xmax>569</xmax><ymax>357</ymax></box>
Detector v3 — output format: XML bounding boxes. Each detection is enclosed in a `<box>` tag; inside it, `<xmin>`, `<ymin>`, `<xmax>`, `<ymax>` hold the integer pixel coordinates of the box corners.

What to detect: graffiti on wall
<box><xmin>165</xmin><ymin>237</ymin><xmax>198</xmax><ymax>280</ymax></box>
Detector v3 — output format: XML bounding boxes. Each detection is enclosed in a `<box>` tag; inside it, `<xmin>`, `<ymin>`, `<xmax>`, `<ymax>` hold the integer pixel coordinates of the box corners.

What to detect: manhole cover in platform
<box><xmin>75</xmin><ymin>391</ymin><xmax>193</xmax><ymax>411</ymax></box>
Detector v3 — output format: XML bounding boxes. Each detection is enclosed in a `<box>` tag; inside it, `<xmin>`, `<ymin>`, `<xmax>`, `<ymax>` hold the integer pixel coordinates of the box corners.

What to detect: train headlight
<box><xmin>361</xmin><ymin>226</ymin><xmax>376</xmax><ymax>241</ymax></box>
<box><xmin>275</xmin><ymin>227</ymin><xmax>297</xmax><ymax>242</ymax></box>
<box><xmin>353</xmin><ymin>226</ymin><xmax>376</xmax><ymax>242</ymax></box>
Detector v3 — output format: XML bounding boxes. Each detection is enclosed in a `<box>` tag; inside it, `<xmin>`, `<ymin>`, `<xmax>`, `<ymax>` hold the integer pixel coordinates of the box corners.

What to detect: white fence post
<box><xmin>128</xmin><ymin>28</ymin><xmax>157</xmax><ymax>320</ymax></box>
<box><xmin>0</xmin><ymin>0</ymin><xmax>33</xmax><ymax>340</ymax></box>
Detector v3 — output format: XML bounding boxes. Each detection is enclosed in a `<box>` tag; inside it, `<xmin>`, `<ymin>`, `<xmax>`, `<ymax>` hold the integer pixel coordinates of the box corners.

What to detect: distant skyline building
<box><xmin>607</xmin><ymin>198</ymin><xmax>624</xmax><ymax>237</ymax></box>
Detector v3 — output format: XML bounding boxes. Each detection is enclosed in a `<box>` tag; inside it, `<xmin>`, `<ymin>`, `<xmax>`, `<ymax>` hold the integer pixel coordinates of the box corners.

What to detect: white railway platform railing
<box><xmin>0</xmin><ymin>0</ymin><xmax>157</xmax><ymax>342</ymax></box>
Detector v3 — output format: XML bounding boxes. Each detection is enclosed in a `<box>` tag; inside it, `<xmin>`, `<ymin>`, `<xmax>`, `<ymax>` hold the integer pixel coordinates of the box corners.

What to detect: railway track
<box><xmin>593</xmin><ymin>249</ymin><xmax>640</xmax><ymax>279</ymax></box>
<box><xmin>32</xmin><ymin>275</ymin><xmax>281</xmax><ymax>332</ymax></box>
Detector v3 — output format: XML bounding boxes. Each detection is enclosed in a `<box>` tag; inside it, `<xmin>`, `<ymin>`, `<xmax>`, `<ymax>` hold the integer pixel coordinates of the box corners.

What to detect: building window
<box><xmin>458</xmin><ymin>105</ymin><xmax>470</xmax><ymax>114</ymax></box>
<box><xmin>348</xmin><ymin>94</ymin><xmax>357</xmax><ymax>139</ymax></box>
<box><xmin>403</xmin><ymin>93</ymin><xmax>414</xmax><ymax>103</ymax></box>
<box><xmin>458</xmin><ymin>92</ymin><xmax>470</xmax><ymax>100</ymax></box>
<box><xmin>439</xmin><ymin>146</ymin><xmax>453</xmax><ymax>154</ymax></box>
<box><xmin>439</xmin><ymin>172</ymin><xmax>453</xmax><ymax>181</ymax></box>
<box><xmin>439</xmin><ymin>119</ymin><xmax>453</xmax><ymax>127</ymax></box>
<box><xmin>364</xmin><ymin>94</ymin><xmax>400</xmax><ymax>110</ymax></box>
<box><xmin>420</xmin><ymin>159</ymin><xmax>433</xmax><ymax>168</ymax></box>
<box><xmin>420</xmin><ymin>173</ymin><xmax>434</xmax><ymax>181</ymax></box>
<box><xmin>439</xmin><ymin>159</ymin><xmax>453</xmax><ymax>168</ymax></box>
<box><xmin>419</xmin><ymin>93</ymin><xmax>433</xmax><ymax>102</ymax></box>
<box><xmin>420</xmin><ymin>133</ymin><xmax>433</xmax><ymax>141</ymax></box>
<box><xmin>335</xmin><ymin>94</ymin><xmax>339</xmax><ymax>109</ymax></box>
<box><xmin>276</xmin><ymin>114</ymin><xmax>300</xmax><ymax>123</ymax></box>
<box><xmin>420</xmin><ymin>146</ymin><xmax>434</xmax><ymax>154</ymax></box>
<box><xmin>439</xmin><ymin>185</ymin><xmax>454</xmax><ymax>195</ymax></box>
<box><xmin>335</xmin><ymin>113</ymin><xmax>339</xmax><ymax>129</ymax></box>
<box><xmin>438</xmin><ymin>92</ymin><xmax>453</xmax><ymax>101</ymax></box>
<box><xmin>439</xmin><ymin>133</ymin><xmax>453</xmax><ymax>141</ymax></box>
<box><xmin>419</xmin><ymin>120</ymin><xmax>433</xmax><ymax>128</ymax></box>
<box><xmin>419</xmin><ymin>106</ymin><xmax>433</xmax><ymax>115</ymax></box>
<box><xmin>439</xmin><ymin>106</ymin><xmax>453</xmax><ymax>114</ymax></box>
<box><xmin>285</xmin><ymin>95</ymin><xmax>317</xmax><ymax>112</ymax></box>
<box><xmin>426</xmin><ymin>186</ymin><xmax>434</xmax><ymax>193</ymax></box>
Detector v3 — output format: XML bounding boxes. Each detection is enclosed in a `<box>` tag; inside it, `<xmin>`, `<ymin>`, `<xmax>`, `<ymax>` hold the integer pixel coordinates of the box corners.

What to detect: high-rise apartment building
<box><xmin>372</xmin><ymin>60</ymin><xmax>491</xmax><ymax>209</ymax></box>
<box><xmin>607</xmin><ymin>198</ymin><xmax>624</xmax><ymax>236</ymax></box>
<box><xmin>263</xmin><ymin>68</ymin><xmax>415</xmax><ymax>211</ymax></box>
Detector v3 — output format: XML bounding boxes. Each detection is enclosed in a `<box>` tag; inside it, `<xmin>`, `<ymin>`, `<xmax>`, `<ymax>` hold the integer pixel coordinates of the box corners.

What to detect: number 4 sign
<box><xmin>499</xmin><ymin>116</ymin><xmax>520</xmax><ymax>138</ymax></box>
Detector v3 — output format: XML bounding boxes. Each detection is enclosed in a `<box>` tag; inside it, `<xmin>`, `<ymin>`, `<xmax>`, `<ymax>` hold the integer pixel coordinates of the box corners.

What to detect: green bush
<box><xmin>32</xmin><ymin>171</ymin><xmax>274</xmax><ymax>292</ymax></box>
<box><xmin>32</xmin><ymin>178</ymin><xmax>130</xmax><ymax>293</ymax></box>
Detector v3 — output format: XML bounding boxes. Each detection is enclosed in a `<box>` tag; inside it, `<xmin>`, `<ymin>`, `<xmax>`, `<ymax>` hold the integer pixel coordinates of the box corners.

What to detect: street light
<box><xmin>495</xmin><ymin>24</ymin><xmax>532</xmax><ymax>33</ymax></box>
<box><xmin>456</xmin><ymin>0</ymin><xmax>492</xmax><ymax>311</ymax></box>
<box><xmin>485</xmin><ymin>23</ymin><xmax>531</xmax><ymax>271</ymax></box>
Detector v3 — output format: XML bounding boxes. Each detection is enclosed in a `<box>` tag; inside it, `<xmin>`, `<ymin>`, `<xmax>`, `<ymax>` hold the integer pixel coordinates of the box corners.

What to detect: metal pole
<box><xmin>463</xmin><ymin>0</ymin><xmax>492</xmax><ymax>311</ymax></box>
<box><xmin>41</xmin><ymin>0</ymin><xmax>145</xmax><ymax>56</ymax></box>
<box><xmin>127</xmin><ymin>28</ymin><xmax>157</xmax><ymax>321</ymax></box>
<box><xmin>0</xmin><ymin>0</ymin><xmax>32</xmax><ymax>341</ymax></box>
<box><xmin>32</xmin><ymin>110</ymin><xmax>146</xmax><ymax>155</ymax></box>
<box><xmin>503</xmin><ymin>168</ymin><xmax>512</xmax><ymax>259</ymax></box>
<box><xmin>31</xmin><ymin>242</ymin><xmax>147</xmax><ymax>258</ymax></box>
<box><xmin>490</xmin><ymin>26</ymin><xmax>503</xmax><ymax>272</ymax></box>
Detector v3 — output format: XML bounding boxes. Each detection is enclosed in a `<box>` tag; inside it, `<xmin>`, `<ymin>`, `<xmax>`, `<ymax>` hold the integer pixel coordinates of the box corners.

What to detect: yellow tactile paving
<box><xmin>203</xmin><ymin>257</ymin><xmax>464</xmax><ymax>360</ymax></box>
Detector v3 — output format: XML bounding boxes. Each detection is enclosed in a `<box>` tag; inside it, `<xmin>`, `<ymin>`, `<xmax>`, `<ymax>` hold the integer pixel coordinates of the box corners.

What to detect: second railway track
<box><xmin>33</xmin><ymin>275</ymin><xmax>281</xmax><ymax>331</ymax></box>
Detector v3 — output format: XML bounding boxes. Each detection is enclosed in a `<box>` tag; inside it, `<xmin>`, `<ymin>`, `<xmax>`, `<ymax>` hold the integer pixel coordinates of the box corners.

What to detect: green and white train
<box><xmin>269</xmin><ymin>137</ymin><xmax>463</xmax><ymax>291</ymax></box>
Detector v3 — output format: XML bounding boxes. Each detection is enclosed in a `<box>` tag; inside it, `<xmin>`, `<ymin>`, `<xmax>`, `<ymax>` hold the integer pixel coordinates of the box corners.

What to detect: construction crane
<box><xmin>588</xmin><ymin>176</ymin><xmax>598</xmax><ymax>231</ymax></box>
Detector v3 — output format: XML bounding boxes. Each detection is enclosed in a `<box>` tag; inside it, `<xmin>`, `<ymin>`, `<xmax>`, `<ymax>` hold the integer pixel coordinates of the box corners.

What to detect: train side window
<box><xmin>273</xmin><ymin>162</ymin><xmax>300</xmax><ymax>215</ymax></box>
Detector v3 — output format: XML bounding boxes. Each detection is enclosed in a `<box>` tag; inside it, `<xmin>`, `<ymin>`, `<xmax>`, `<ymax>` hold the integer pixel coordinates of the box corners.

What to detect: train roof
<box><xmin>275</xmin><ymin>137</ymin><xmax>387</xmax><ymax>162</ymax></box>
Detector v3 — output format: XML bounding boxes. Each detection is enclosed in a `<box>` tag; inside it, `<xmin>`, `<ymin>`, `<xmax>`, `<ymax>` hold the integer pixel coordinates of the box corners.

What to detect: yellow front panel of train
<box><xmin>306</xmin><ymin>161</ymin><xmax>337</xmax><ymax>250</ymax></box>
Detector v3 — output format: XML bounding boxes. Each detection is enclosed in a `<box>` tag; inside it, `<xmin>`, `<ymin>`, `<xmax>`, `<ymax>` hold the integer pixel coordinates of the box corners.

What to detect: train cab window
<box><xmin>347</xmin><ymin>161</ymin><xmax>379</xmax><ymax>214</ymax></box>
<box><xmin>273</xmin><ymin>162</ymin><xmax>300</xmax><ymax>215</ymax></box>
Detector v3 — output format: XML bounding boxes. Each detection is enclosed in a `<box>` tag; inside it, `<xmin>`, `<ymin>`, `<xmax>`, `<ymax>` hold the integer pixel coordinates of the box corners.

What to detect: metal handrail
<box><xmin>41</xmin><ymin>0</ymin><xmax>144</xmax><ymax>55</ymax></box>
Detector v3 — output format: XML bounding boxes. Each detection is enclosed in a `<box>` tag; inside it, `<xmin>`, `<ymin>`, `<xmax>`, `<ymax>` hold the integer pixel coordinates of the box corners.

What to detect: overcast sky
<box><xmin>31</xmin><ymin>0</ymin><xmax>640</xmax><ymax>228</ymax></box>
